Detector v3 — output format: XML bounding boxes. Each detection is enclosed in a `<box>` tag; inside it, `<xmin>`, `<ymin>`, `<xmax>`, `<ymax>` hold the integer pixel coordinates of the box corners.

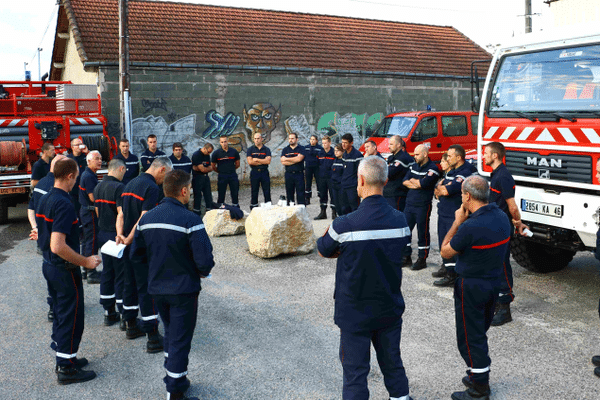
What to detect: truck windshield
<box><xmin>488</xmin><ymin>44</ymin><xmax>600</xmax><ymax>114</ymax></box>
<box><xmin>371</xmin><ymin>116</ymin><xmax>417</xmax><ymax>137</ymax></box>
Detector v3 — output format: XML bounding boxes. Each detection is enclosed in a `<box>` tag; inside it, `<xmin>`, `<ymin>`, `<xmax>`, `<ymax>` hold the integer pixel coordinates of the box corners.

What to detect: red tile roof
<box><xmin>62</xmin><ymin>0</ymin><xmax>490</xmax><ymax>77</ymax></box>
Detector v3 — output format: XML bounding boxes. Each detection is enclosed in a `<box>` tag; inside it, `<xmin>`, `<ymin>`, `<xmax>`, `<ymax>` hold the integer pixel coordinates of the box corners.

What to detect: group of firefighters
<box><xmin>26</xmin><ymin>129</ymin><xmax>536</xmax><ymax>400</ymax></box>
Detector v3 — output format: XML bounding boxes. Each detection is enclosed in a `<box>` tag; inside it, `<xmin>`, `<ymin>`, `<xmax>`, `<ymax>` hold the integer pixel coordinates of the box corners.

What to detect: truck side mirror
<box><xmin>471</xmin><ymin>96</ymin><xmax>481</xmax><ymax>113</ymax></box>
<box><xmin>411</xmin><ymin>130</ymin><xmax>422</xmax><ymax>142</ymax></box>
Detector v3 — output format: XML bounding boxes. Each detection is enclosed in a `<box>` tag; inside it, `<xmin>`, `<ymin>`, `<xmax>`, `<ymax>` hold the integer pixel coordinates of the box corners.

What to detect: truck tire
<box><xmin>511</xmin><ymin>235</ymin><xmax>575</xmax><ymax>273</ymax></box>
<box><xmin>0</xmin><ymin>199</ymin><xmax>8</xmax><ymax>225</ymax></box>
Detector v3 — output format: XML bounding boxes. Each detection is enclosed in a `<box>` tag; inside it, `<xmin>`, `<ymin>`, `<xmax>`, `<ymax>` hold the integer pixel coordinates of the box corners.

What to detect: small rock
<box><xmin>203</xmin><ymin>209</ymin><xmax>247</xmax><ymax>237</ymax></box>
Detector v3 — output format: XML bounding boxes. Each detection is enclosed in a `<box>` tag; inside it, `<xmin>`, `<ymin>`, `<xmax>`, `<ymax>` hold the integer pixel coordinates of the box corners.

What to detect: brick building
<box><xmin>50</xmin><ymin>0</ymin><xmax>490</xmax><ymax>178</ymax></box>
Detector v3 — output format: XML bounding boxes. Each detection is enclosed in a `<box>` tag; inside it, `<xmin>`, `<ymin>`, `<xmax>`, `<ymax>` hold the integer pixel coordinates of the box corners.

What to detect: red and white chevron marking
<box><xmin>69</xmin><ymin>117</ymin><xmax>102</xmax><ymax>126</ymax></box>
<box><xmin>483</xmin><ymin>126</ymin><xmax>600</xmax><ymax>144</ymax></box>
<box><xmin>0</xmin><ymin>119</ymin><xmax>28</xmax><ymax>127</ymax></box>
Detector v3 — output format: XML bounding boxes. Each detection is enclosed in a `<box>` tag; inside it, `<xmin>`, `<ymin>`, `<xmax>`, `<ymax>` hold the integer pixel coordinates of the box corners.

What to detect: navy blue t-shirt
<box><xmin>246</xmin><ymin>145</ymin><xmax>271</xmax><ymax>171</ymax></box>
<box><xmin>490</xmin><ymin>163</ymin><xmax>515</xmax><ymax>219</ymax></box>
<box><xmin>78</xmin><ymin>167</ymin><xmax>98</xmax><ymax>210</ymax></box>
<box><xmin>67</xmin><ymin>153</ymin><xmax>87</xmax><ymax>202</ymax></box>
<box><xmin>317</xmin><ymin>195</ymin><xmax>411</xmax><ymax>332</ymax></box>
<box><xmin>450</xmin><ymin>203</ymin><xmax>511</xmax><ymax>279</ymax></box>
<box><xmin>121</xmin><ymin>173</ymin><xmax>160</xmax><ymax>236</ymax></box>
<box><xmin>191</xmin><ymin>150</ymin><xmax>211</xmax><ymax>176</ymax></box>
<box><xmin>93</xmin><ymin>176</ymin><xmax>124</xmax><ymax>232</ymax></box>
<box><xmin>31</xmin><ymin>158</ymin><xmax>51</xmax><ymax>182</ymax></box>
<box><xmin>28</xmin><ymin>172</ymin><xmax>55</xmax><ymax>211</ymax></box>
<box><xmin>331</xmin><ymin>158</ymin><xmax>344</xmax><ymax>186</ymax></box>
<box><xmin>403</xmin><ymin>159</ymin><xmax>440</xmax><ymax>207</ymax></box>
<box><xmin>113</xmin><ymin>152</ymin><xmax>140</xmax><ymax>185</ymax></box>
<box><xmin>383</xmin><ymin>150</ymin><xmax>414</xmax><ymax>198</ymax></box>
<box><xmin>304</xmin><ymin>144</ymin><xmax>323</xmax><ymax>168</ymax></box>
<box><xmin>140</xmin><ymin>148</ymin><xmax>166</xmax><ymax>172</ymax></box>
<box><xmin>36</xmin><ymin>187</ymin><xmax>80</xmax><ymax>265</ymax></box>
<box><xmin>341</xmin><ymin>147</ymin><xmax>364</xmax><ymax>189</ymax></box>
<box><xmin>169</xmin><ymin>154</ymin><xmax>193</xmax><ymax>174</ymax></box>
<box><xmin>281</xmin><ymin>145</ymin><xmax>305</xmax><ymax>173</ymax></box>
<box><xmin>318</xmin><ymin>148</ymin><xmax>336</xmax><ymax>178</ymax></box>
<box><xmin>211</xmin><ymin>147</ymin><xmax>240</xmax><ymax>175</ymax></box>
<box><xmin>438</xmin><ymin>162</ymin><xmax>476</xmax><ymax>218</ymax></box>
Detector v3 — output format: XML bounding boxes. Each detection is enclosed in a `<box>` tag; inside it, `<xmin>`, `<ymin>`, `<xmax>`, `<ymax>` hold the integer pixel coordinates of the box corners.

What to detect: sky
<box><xmin>0</xmin><ymin>0</ymin><xmax>554</xmax><ymax>81</ymax></box>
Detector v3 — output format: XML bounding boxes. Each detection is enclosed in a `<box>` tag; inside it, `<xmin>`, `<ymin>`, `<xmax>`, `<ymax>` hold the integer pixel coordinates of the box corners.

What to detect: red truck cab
<box><xmin>360</xmin><ymin>110</ymin><xmax>479</xmax><ymax>161</ymax></box>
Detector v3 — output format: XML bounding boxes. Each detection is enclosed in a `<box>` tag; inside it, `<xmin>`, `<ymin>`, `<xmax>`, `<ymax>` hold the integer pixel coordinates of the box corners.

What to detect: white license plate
<box><xmin>521</xmin><ymin>199</ymin><xmax>563</xmax><ymax>218</ymax></box>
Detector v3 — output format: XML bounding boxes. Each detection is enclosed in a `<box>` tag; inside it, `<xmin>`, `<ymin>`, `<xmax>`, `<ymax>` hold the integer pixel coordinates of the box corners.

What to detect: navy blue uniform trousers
<box><xmin>122</xmin><ymin>247</ymin><xmax>159</xmax><ymax>333</ymax></box>
<box><xmin>454</xmin><ymin>277</ymin><xmax>500</xmax><ymax>386</ymax></box>
<box><xmin>43</xmin><ymin>261</ymin><xmax>85</xmax><ymax>367</ymax></box>
<box><xmin>438</xmin><ymin>214</ymin><xmax>457</xmax><ymax>272</ymax></box>
<box><xmin>155</xmin><ymin>293</ymin><xmax>199</xmax><ymax>394</ymax></box>
<box><xmin>403</xmin><ymin>204</ymin><xmax>433</xmax><ymax>259</ymax></box>
<box><xmin>285</xmin><ymin>171</ymin><xmax>305</xmax><ymax>205</ymax></box>
<box><xmin>250</xmin><ymin>169</ymin><xmax>271</xmax><ymax>208</ymax></box>
<box><xmin>331</xmin><ymin>183</ymin><xmax>342</xmax><ymax>215</ymax></box>
<box><xmin>318</xmin><ymin>177</ymin><xmax>334</xmax><ymax>210</ymax></box>
<box><xmin>341</xmin><ymin>188</ymin><xmax>360</xmax><ymax>215</ymax></box>
<box><xmin>385</xmin><ymin>196</ymin><xmax>406</xmax><ymax>213</ymax></box>
<box><xmin>339</xmin><ymin>319</ymin><xmax>409</xmax><ymax>400</ymax></box>
<box><xmin>97</xmin><ymin>230</ymin><xmax>124</xmax><ymax>313</ymax></box>
<box><xmin>217</xmin><ymin>173</ymin><xmax>239</xmax><ymax>206</ymax></box>
<box><xmin>79</xmin><ymin>209</ymin><xmax>98</xmax><ymax>257</ymax></box>
<box><xmin>305</xmin><ymin>165</ymin><xmax>319</xmax><ymax>199</ymax></box>
<box><xmin>192</xmin><ymin>175</ymin><xmax>214</xmax><ymax>215</ymax></box>
<box><xmin>498</xmin><ymin>223</ymin><xmax>515</xmax><ymax>305</ymax></box>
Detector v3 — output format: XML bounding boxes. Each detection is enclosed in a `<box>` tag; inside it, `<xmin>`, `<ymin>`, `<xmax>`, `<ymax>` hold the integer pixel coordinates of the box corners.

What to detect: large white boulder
<box><xmin>245</xmin><ymin>205</ymin><xmax>316</xmax><ymax>259</ymax></box>
<box><xmin>203</xmin><ymin>209</ymin><xmax>247</xmax><ymax>237</ymax></box>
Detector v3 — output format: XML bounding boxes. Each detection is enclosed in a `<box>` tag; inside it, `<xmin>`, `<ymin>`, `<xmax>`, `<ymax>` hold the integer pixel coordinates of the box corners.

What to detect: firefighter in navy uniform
<box><xmin>441</xmin><ymin>175</ymin><xmax>511</xmax><ymax>400</ymax></box>
<box><xmin>93</xmin><ymin>158</ymin><xmax>127</xmax><ymax>327</ymax></box>
<box><xmin>28</xmin><ymin>155</ymin><xmax>67</xmax><ymax>322</ymax></box>
<box><xmin>169</xmin><ymin>142</ymin><xmax>193</xmax><ymax>174</ymax></box>
<box><xmin>191</xmin><ymin>143</ymin><xmax>215</xmax><ymax>217</ymax></box>
<box><xmin>340</xmin><ymin>134</ymin><xmax>364</xmax><ymax>215</ymax></box>
<box><xmin>383</xmin><ymin>136</ymin><xmax>414</xmax><ymax>212</ymax></box>
<box><xmin>31</xmin><ymin>142</ymin><xmax>55</xmax><ymax>188</ymax></box>
<box><xmin>140</xmin><ymin>134</ymin><xmax>166</xmax><ymax>172</ymax></box>
<box><xmin>246</xmin><ymin>132</ymin><xmax>272</xmax><ymax>210</ymax></box>
<box><xmin>304</xmin><ymin>135</ymin><xmax>323</xmax><ymax>205</ymax></box>
<box><xmin>117</xmin><ymin>156</ymin><xmax>172</xmax><ymax>351</ymax></box>
<box><xmin>315</xmin><ymin>135</ymin><xmax>336</xmax><ymax>220</ymax></box>
<box><xmin>132</xmin><ymin>170</ymin><xmax>215</xmax><ymax>400</ymax></box>
<box><xmin>113</xmin><ymin>138</ymin><xmax>140</xmax><ymax>185</ymax></box>
<box><xmin>433</xmin><ymin>145</ymin><xmax>476</xmax><ymax>287</ymax></box>
<box><xmin>402</xmin><ymin>144</ymin><xmax>440</xmax><ymax>270</ymax></box>
<box><xmin>330</xmin><ymin>144</ymin><xmax>344</xmax><ymax>218</ymax></box>
<box><xmin>211</xmin><ymin>136</ymin><xmax>241</xmax><ymax>208</ymax></box>
<box><xmin>318</xmin><ymin>156</ymin><xmax>414</xmax><ymax>400</ymax></box>
<box><xmin>34</xmin><ymin>157</ymin><xmax>101</xmax><ymax>385</ymax></box>
<box><xmin>483</xmin><ymin>142</ymin><xmax>528</xmax><ymax>326</ymax></box>
<box><xmin>79</xmin><ymin>150</ymin><xmax>103</xmax><ymax>284</ymax></box>
<box><xmin>280</xmin><ymin>132</ymin><xmax>306</xmax><ymax>205</ymax></box>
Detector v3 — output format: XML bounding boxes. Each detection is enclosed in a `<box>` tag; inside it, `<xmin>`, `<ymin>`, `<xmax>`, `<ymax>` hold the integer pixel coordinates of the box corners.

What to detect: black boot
<box><xmin>432</xmin><ymin>264</ymin><xmax>446</xmax><ymax>278</ymax></box>
<box><xmin>434</xmin><ymin>270</ymin><xmax>458</xmax><ymax>287</ymax></box>
<box><xmin>56</xmin><ymin>365</ymin><xmax>96</xmax><ymax>385</ymax></box>
<box><xmin>411</xmin><ymin>258</ymin><xmax>427</xmax><ymax>271</ymax></box>
<box><xmin>592</xmin><ymin>355</ymin><xmax>600</xmax><ymax>366</ymax></box>
<box><xmin>119</xmin><ymin>315</ymin><xmax>127</xmax><ymax>331</ymax></box>
<box><xmin>147</xmin><ymin>331</ymin><xmax>164</xmax><ymax>353</ymax></box>
<box><xmin>104</xmin><ymin>306</ymin><xmax>120</xmax><ymax>326</ymax></box>
<box><xmin>451</xmin><ymin>382</ymin><xmax>490</xmax><ymax>400</ymax></box>
<box><xmin>314</xmin><ymin>208</ymin><xmax>327</xmax><ymax>220</ymax></box>
<box><xmin>87</xmin><ymin>269</ymin><xmax>101</xmax><ymax>284</ymax></box>
<box><xmin>402</xmin><ymin>256</ymin><xmax>413</xmax><ymax>268</ymax></box>
<box><xmin>55</xmin><ymin>358</ymin><xmax>88</xmax><ymax>373</ymax></box>
<box><xmin>47</xmin><ymin>306</ymin><xmax>54</xmax><ymax>322</ymax></box>
<box><xmin>331</xmin><ymin>208</ymin><xmax>337</xmax><ymax>219</ymax></box>
<box><xmin>168</xmin><ymin>392</ymin><xmax>199</xmax><ymax>400</ymax></box>
<box><xmin>595</xmin><ymin>367</ymin><xmax>600</xmax><ymax>378</ymax></box>
<box><xmin>125</xmin><ymin>318</ymin><xmax>146</xmax><ymax>340</ymax></box>
<box><xmin>491</xmin><ymin>303</ymin><xmax>512</xmax><ymax>326</ymax></box>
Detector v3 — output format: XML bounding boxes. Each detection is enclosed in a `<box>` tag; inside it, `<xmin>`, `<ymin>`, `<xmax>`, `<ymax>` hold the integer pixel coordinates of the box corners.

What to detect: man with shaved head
<box><xmin>402</xmin><ymin>144</ymin><xmax>440</xmax><ymax>271</ymax></box>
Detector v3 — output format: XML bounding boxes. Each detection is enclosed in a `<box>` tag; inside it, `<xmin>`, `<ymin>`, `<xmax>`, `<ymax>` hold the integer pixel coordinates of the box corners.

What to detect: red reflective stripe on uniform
<box><xmin>36</xmin><ymin>213</ymin><xmax>53</xmax><ymax>222</ymax></box>
<box><xmin>95</xmin><ymin>199</ymin><xmax>116</xmax><ymax>205</ymax></box>
<box><xmin>72</xmin><ymin>219</ymin><xmax>79</xmax><ymax>225</ymax></box>
<box><xmin>461</xmin><ymin>279</ymin><xmax>475</xmax><ymax>372</ymax></box>
<box><xmin>79</xmin><ymin>185</ymin><xmax>86</xmax><ymax>191</ymax></box>
<box><xmin>471</xmin><ymin>236</ymin><xmax>510</xmax><ymax>249</ymax></box>
<box><xmin>122</xmin><ymin>192</ymin><xmax>144</xmax><ymax>201</ymax></box>
<box><xmin>490</xmin><ymin>188</ymin><xmax>500</xmax><ymax>194</ymax></box>
<box><xmin>503</xmin><ymin>261</ymin><xmax>515</xmax><ymax>300</ymax></box>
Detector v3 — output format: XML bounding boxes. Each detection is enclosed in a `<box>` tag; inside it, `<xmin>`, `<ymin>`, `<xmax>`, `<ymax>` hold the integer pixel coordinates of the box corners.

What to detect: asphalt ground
<box><xmin>0</xmin><ymin>182</ymin><xmax>599</xmax><ymax>399</ymax></box>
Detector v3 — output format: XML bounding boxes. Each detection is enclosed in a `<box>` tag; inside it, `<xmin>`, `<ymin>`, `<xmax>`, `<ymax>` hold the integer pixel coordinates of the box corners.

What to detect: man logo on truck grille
<box><xmin>526</xmin><ymin>157</ymin><xmax>562</xmax><ymax>168</ymax></box>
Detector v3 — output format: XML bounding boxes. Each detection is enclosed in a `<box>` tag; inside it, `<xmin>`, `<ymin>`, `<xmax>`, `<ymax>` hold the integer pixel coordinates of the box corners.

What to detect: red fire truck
<box><xmin>0</xmin><ymin>79</ymin><xmax>116</xmax><ymax>224</ymax></box>
<box><xmin>472</xmin><ymin>28</ymin><xmax>600</xmax><ymax>272</ymax></box>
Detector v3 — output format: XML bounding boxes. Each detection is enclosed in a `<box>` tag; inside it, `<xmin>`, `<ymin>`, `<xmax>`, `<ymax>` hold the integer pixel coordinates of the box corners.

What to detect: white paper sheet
<box><xmin>100</xmin><ymin>240</ymin><xmax>126</xmax><ymax>259</ymax></box>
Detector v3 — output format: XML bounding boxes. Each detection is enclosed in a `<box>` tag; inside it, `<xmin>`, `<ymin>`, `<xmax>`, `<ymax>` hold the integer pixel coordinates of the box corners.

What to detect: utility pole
<box><xmin>525</xmin><ymin>0</ymin><xmax>532</xmax><ymax>33</ymax></box>
<box><xmin>119</xmin><ymin>0</ymin><xmax>131</xmax><ymax>141</ymax></box>
<box><xmin>37</xmin><ymin>48</ymin><xmax>43</xmax><ymax>81</ymax></box>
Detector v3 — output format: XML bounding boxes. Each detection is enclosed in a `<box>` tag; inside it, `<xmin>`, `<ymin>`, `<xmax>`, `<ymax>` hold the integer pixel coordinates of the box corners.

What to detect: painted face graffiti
<box><xmin>243</xmin><ymin>103</ymin><xmax>282</xmax><ymax>144</ymax></box>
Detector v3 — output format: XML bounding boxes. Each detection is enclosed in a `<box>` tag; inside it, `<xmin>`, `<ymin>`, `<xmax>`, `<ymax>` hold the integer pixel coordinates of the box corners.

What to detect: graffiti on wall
<box><xmin>131</xmin><ymin>114</ymin><xmax>197</xmax><ymax>157</ymax></box>
<box><xmin>202</xmin><ymin>110</ymin><xmax>240</xmax><ymax>139</ymax></box>
<box><xmin>242</xmin><ymin>103</ymin><xmax>282</xmax><ymax>143</ymax></box>
<box><xmin>314</xmin><ymin>112</ymin><xmax>384</xmax><ymax>145</ymax></box>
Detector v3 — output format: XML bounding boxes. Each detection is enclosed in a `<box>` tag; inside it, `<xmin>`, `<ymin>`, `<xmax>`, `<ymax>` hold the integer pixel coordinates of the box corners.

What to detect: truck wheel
<box><xmin>510</xmin><ymin>235</ymin><xmax>575</xmax><ymax>273</ymax></box>
<box><xmin>0</xmin><ymin>199</ymin><xmax>8</xmax><ymax>225</ymax></box>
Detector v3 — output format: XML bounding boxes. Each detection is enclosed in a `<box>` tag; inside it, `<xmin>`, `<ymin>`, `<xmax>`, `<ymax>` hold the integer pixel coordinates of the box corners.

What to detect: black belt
<box><xmin>251</xmin><ymin>168</ymin><xmax>268</xmax><ymax>172</ymax></box>
<box><xmin>43</xmin><ymin>258</ymin><xmax>79</xmax><ymax>270</ymax></box>
<box><xmin>286</xmin><ymin>170</ymin><xmax>304</xmax><ymax>174</ymax></box>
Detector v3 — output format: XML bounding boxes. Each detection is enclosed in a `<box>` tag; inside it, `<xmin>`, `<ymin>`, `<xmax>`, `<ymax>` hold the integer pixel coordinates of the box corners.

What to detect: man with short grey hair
<box><xmin>318</xmin><ymin>155</ymin><xmax>414</xmax><ymax>400</ymax></box>
<box><xmin>441</xmin><ymin>175</ymin><xmax>510</xmax><ymax>400</ymax></box>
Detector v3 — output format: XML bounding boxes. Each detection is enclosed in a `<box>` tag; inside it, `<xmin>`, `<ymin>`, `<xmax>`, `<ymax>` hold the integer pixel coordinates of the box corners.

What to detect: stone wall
<box><xmin>99</xmin><ymin>66</ymin><xmax>472</xmax><ymax>180</ymax></box>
